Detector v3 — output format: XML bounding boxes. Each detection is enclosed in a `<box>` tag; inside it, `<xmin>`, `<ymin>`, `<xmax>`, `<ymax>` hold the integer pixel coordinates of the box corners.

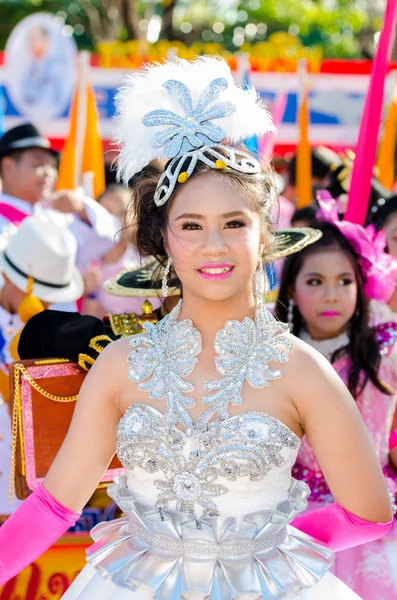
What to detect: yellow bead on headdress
<box><xmin>215</xmin><ymin>159</ymin><xmax>227</xmax><ymax>169</ymax></box>
<box><xmin>177</xmin><ymin>172</ymin><xmax>189</xmax><ymax>183</ymax></box>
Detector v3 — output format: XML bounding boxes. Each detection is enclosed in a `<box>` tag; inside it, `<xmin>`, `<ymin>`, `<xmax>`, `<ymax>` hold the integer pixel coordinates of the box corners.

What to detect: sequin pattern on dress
<box><xmin>117</xmin><ymin>404</ymin><xmax>301</xmax><ymax>516</ymax></box>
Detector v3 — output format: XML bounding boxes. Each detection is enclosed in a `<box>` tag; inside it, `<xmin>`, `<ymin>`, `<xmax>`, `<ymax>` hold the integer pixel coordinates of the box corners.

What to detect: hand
<box><xmin>51</xmin><ymin>190</ymin><xmax>87</xmax><ymax>218</ymax></box>
<box><xmin>83</xmin><ymin>266</ymin><xmax>102</xmax><ymax>295</ymax></box>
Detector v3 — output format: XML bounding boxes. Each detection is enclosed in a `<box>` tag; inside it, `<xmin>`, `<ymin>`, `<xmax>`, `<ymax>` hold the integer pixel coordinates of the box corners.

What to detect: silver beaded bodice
<box><xmin>119</xmin><ymin>301</ymin><xmax>299</xmax><ymax>517</ymax></box>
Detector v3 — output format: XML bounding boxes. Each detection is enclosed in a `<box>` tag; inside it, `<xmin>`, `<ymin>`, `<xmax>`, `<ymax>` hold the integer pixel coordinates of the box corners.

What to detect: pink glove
<box><xmin>291</xmin><ymin>503</ymin><xmax>393</xmax><ymax>552</ymax></box>
<box><xmin>0</xmin><ymin>484</ymin><xmax>80</xmax><ymax>585</ymax></box>
<box><xmin>389</xmin><ymin>429</ymin><xmax>397</xmax><ymax>451</ymax></box>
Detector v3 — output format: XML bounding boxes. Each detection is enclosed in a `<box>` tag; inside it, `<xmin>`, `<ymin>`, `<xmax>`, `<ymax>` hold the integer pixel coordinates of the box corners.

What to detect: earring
<box><xmin>287</xmin><ymin>298</ymin><xmax>294</xmax><ymax>332</ymax></box>
<box><xmin>253</xmin><ymin>255</ymin><xmax>268</xmax><ymax>303</ymax></box>
<box><xmin>162</xmin><ymin>257</ymin><xmax>172</xmax><ymax>298</ymax></box>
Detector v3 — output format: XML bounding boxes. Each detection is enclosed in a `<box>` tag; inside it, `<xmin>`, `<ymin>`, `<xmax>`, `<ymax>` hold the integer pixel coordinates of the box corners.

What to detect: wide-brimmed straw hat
<box><xmin>104</xmin><ymin>228</ymin><xmax>321</xmax><ymax>298</ymax></box>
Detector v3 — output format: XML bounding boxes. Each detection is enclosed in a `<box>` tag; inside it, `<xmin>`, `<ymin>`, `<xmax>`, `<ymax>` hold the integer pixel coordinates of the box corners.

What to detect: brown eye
<box><xmin>181</xmin><ymin>221</ymin><xmax>201</xmax><ymax>230</ymax></box>
<box><xmin>306</xmin><ymin>278</ymin><xmax>321</xmax><ymax>286</ymax></box>
<box><xmin>225</xmin><ymin>220</ymin><xmax>246</xmax><ymax>228</ymax></box>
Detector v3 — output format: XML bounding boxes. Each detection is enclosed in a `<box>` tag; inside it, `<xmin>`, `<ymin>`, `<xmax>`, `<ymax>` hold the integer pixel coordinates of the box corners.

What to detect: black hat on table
<box><xmin>0</xmin><ymin>123</ymin><xmax>59</xmax><ymax>160</ymax></box>
<box><xmin>18</xmin><ymin>310</ymin><xmax>116</xmax><ymax>371</ymax></box>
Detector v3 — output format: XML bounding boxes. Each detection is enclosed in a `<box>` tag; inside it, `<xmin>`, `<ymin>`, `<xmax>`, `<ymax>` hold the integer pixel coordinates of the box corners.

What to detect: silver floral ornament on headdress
<box><xmin>143</xmin><ymin>77</ymin><xmax>235</xmax><ymax>158</ymax></box>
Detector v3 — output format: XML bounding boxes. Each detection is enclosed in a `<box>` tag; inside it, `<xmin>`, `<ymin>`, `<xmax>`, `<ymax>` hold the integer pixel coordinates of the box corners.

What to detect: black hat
<box><xmin>326</xmin><ymin>151</ymin><xmax>391</xmax><ymax>222</ymax></box>
<box><xmin>370</xmin><ymin>195</ymin><xmax>397</xmax><ymax>230</ymax></box>
<box><xmin>0</xmin><ymin>123</ymin><xmax>59</xmax><ymax>160</ymax></box>
<box><xmin>288</xmin><ymin>146</ymin><xmax>341</xmax><ymax>186</ymax></box>
<box><xmin>18</xmin><ymin>310</ymin><xmax>116</xmax><ymax>371</ymax></box>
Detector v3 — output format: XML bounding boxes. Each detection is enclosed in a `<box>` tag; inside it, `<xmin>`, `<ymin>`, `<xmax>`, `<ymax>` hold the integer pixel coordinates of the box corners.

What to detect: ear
<box><xmin>1</xmin><ymin>156</ymin><xmax>14</xmax><ymax>177</ymax></box>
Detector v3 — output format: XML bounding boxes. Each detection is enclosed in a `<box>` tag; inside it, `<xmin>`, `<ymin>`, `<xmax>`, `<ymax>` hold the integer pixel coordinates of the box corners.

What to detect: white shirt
<box><xmin>0</xmin><ymin>192</ymin><xmax>120</xmax><ymax>272</ymax></box>
<box><xmin>0</xmin><ymin>193</ymin><xmax>121</xmax><ymax>311</ymax></box>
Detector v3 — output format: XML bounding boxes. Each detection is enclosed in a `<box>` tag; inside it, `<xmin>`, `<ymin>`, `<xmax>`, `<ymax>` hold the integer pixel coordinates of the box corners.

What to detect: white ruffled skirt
<box><xmin>61</xmin><ymin>477</ymin><xmax>362</xmax><ymax>600</ymax></box>
<box><xmin>62</xmin><ymin>565</ymin><xmax>361</xmax><ymax>600</ymax></box>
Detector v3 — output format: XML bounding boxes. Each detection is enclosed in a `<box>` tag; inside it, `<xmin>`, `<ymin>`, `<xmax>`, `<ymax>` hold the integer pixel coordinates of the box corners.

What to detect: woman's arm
<box><xmin>286</xmin><ymin>336</ymin><xmax>392</xmax><ymax>524</ymax></box>
<box><xmin>0</xmin><ymin>337</ymin><xmax>131</xmax><ymax>583</ymax></box>
<box><xmin>43</xmin><ymin>337</ymin><xmax>130</xmax><ymax>510</ymax></box>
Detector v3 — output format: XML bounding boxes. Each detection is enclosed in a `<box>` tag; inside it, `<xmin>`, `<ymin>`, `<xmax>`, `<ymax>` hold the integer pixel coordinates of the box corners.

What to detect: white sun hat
<box><xmin>0</xmin><ymin>216</ymin><xmax>84</xmax><ymax>303</ymax></box>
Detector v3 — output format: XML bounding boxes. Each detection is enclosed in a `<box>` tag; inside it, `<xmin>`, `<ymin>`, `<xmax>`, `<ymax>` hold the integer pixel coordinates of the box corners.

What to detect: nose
<box><xmin>323</xmin><ymin>282</ymin><xmax>339</xmax><ymax>302</ymax></box>
<box><xmin>38</xmin><ymin>164</ymin><xmax>56</xmax><ymax>177</ymax></box>
<box><xmin>202</xmin><ymin>227</ymin><xmax>228</xmax><ymax>257</ymax></box>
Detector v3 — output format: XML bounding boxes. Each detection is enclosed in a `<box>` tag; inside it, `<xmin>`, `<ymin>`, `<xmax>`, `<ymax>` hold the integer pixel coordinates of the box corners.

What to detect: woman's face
<box><xmin>293</xmin><ymin>248</ymin><xmax>358</xmax><ymax>340</ymax></box>
<box><xmin>165</xmin><ymin>172</ymin><xmax>265</xmax><ymax>302</ymax></box>
<box><xmin>383</xmin><ymin>213</ymin><xmax>397</xmax><ymax>257</ymax></box>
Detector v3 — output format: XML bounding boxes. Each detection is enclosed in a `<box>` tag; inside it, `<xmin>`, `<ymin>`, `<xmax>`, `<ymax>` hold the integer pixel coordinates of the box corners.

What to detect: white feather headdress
<box><xmin>114</xmin><ymin>56</ymin><xmax>275</xmax><ymax>204</ymax></box>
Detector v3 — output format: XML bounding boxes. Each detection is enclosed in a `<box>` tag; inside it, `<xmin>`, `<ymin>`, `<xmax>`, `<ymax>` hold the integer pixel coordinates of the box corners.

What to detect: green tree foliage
<box><xmin>0</xmin><ymin>0</ymin><xmax>387</xmax><ymax>57</ymax></box>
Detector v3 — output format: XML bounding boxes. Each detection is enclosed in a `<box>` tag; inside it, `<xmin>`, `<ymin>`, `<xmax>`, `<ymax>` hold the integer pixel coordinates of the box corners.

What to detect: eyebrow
<box><xmin>174</xmin><ymin>210</ymin><xmax>248</xmax><ymax>221</ymax></box>
<box><xmin>304</xmin><ymin>271</ymin><xmax>354</xmax><ymax>277</ymax></box>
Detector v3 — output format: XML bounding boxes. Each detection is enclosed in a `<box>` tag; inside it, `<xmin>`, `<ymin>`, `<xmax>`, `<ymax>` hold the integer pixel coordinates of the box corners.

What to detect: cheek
<box><xmin>343</xmin><ymin>283</ymin><xmax>358</xmax><ymax>313</ymax></box>
<box><xmin>387</xmin><ymin>238</ymin><xmax>397</xmax><ymax>258</ymax></box>
<box><xmin>166</xmin><ymin>227</ymin><xmax>198</xmax><ymax>269</ymax></box>
<box><xmin>294</xmin><ymin>284</ymin><xmax>320</xmax><ymax>319</ymax></box>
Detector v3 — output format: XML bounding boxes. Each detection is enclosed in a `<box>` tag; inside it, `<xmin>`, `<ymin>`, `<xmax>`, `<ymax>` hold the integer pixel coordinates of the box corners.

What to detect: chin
<box><xmin>315</xmin><ymin>320</ymin><xmax>347</xmax><ymax>336</ymax></box>
<box><xmin>186</xmin><ymin>282</ymin><xmax>247</xmax><ymax>303</ymax></box>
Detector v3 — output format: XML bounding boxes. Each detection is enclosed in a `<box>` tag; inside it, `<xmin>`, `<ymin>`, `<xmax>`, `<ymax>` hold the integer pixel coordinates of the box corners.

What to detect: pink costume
<box><xmin>291</xmin><ymin>191</ymin><xmax>397</xmax><ymax>597</ymax></box>
<box><xmin>294</xmin><ymin>324</ymin><xmax>397</xmax><ymax>599</ymax></box>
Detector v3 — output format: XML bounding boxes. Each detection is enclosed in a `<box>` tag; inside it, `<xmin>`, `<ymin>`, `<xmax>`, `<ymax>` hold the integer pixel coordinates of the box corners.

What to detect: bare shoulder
<box><xmin>282</xmin><ymin>332</ymin><xmax>333</xmax><ymax>377</ymax></box>
<box><xmin>81</xmin><ymin>334</ymin><xmax>145</xmax><ymax>397</ymax></box>
<box><xmin>281</xmin><ymin>332</ymin><xmax>352</xmax><ymax>426</ymax></box>
<box><xmin>93</xmin><ymin>332</ymin><xmax>148</xmax><ymax>366</ymax></box>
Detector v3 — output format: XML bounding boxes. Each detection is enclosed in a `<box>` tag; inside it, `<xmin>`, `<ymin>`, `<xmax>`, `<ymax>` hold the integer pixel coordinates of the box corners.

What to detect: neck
<box><xmin>389</xmin><ymin>288</ymin><xmax>397</xmax><ymax>313</ymax></box>
<box><xmin>178</xmin><ymin>286</ymin><xmax>256</xmax><ymax>343</ymax></box>
<box><xmin>304</xmin><ymin>326</ymin><xmax>348</xmax><ymax>341</ymax></box>
<box><xmin>1</xmin><ymin>186</ymin><xmax>36</xmax><ymax>205</ymax></box>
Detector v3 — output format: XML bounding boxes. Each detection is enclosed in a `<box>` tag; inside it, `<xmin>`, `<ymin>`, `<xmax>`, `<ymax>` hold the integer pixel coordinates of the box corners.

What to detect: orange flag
<box><xmin>377</xmin><ymin>83</ymin><xmax>397</xmax><ymax>190</ymax></box>
<box><xmin>57</xmin><ymin>53</ymin><xmax>105</xmax><ymax>199</ymax></box>
<box><xmin>296</xmin><ymin>60</ymin><xmax>312</xmax><ymax>208</ymax></box>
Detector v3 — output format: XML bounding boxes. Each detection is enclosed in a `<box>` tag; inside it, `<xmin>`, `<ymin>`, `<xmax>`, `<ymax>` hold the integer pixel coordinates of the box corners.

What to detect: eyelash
<box><xmin>180</xmin><ymin>220</ymin><xmax>246</xmax><ymax>230</ymax></box>
<box><xmin>306</xmin><ymin>278</ymin><xmax>354</xmax><ymax>286</ymax></box>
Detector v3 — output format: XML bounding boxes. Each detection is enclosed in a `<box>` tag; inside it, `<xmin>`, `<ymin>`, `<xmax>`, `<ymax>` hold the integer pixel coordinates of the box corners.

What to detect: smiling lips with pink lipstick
<box><xmin>198</xmin><ymin>264</ymin><xmax>234</xmax><ymax>280</ymax></box>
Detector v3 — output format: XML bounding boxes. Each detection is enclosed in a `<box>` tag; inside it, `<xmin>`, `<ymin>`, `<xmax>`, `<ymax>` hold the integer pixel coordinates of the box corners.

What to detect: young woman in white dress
<box><xmin>0</xmin><ymin>57</ymin><xmax>392</xmax><ymax>600</ymax></box>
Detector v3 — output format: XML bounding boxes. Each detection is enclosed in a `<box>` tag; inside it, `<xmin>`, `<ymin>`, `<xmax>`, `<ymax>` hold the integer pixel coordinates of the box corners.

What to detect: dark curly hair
<box><xmin>275</xmin><ymin>220</ymin><xmax>391</xmax><ymax>399</ymax></box>
<box><xmin>126</xmin><ymin>153</ymin><xmax>277</xmax><ymax>277</ymax></box>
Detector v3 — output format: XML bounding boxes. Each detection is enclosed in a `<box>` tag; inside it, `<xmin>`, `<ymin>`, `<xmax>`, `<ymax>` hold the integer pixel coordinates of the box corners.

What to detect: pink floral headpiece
<box><xmin>316</xmin><ymin>190</ymin><xmax>397</xmax><ymax>303</ymax></box>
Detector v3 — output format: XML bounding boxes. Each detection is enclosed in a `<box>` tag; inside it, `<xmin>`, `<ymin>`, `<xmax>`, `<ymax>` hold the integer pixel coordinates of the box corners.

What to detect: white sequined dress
<box><xmin>62</xmin><ymin>302</ymin><xmax>361</xmax><ymax>600</ymax></box>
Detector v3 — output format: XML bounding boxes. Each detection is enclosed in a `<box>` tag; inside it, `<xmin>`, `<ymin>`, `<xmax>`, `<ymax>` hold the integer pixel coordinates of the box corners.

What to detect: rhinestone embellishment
<box><xmin>173</xmin><ymin>473</ymin><xmax>202</xmax><ymax>501</ymax></box>
<box><xmin>123</xmin><ymin>301</ymin><xmax>297</xmax><ymax>516</ymax></box>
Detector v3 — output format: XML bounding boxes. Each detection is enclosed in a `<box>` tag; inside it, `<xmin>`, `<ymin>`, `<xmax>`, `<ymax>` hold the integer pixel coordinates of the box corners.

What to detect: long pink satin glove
<box><xmin>0</xmin><ymin>484</ymin><xmax>80</xmax><ymax>585</ymax></box>
<box><xmin>291</xmin><ymin>503</ymin><xmax>393</xmax><ymax>551</ymax></box>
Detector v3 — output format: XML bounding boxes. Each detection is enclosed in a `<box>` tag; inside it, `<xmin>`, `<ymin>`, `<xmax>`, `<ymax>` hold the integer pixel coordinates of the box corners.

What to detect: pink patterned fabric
<box><xmin>0</xmin><ymin>484</ymin><xmax>80</xmax><ymax>586</ymax></box>
<box><xmin>294</xmin><ymin>351</ymin><xmax>397</xmax><ymax>599</ymax></box>
<box><xmin>316</xmin><ymin>190</ymin><xmax>397</xmax><ymax>303</ymax></box>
